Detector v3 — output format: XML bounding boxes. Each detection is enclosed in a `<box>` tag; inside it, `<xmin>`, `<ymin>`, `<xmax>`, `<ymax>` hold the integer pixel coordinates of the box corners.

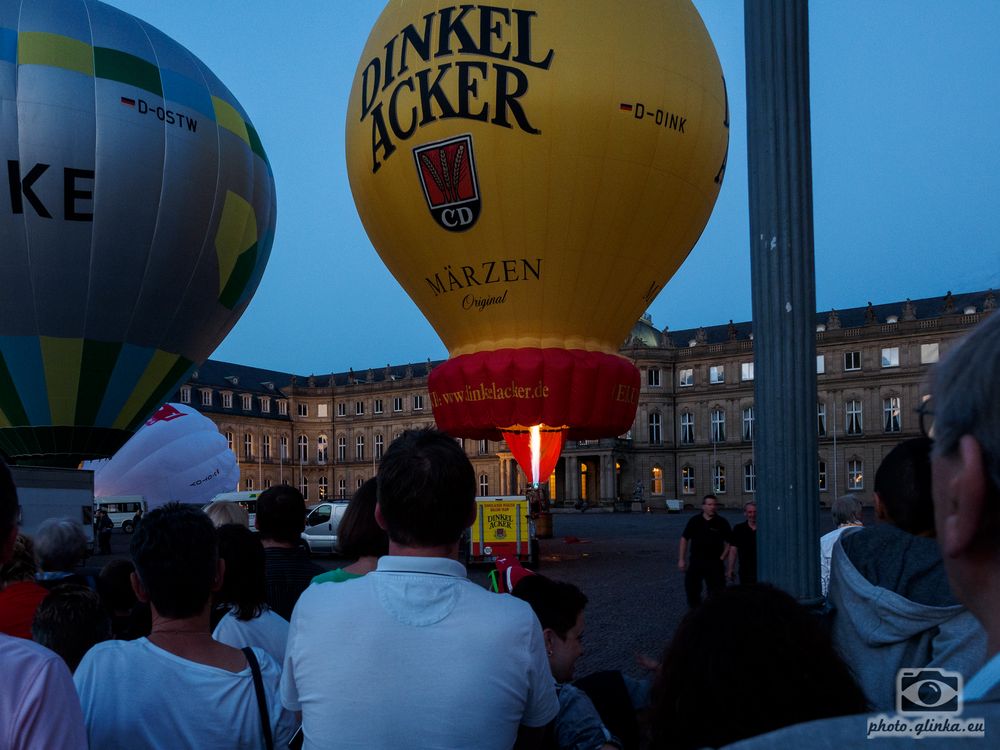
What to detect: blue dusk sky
<box><xmin>108</xmin><ymin>0</ymin><xmax>999</xmax><ymax>376</ymax></box>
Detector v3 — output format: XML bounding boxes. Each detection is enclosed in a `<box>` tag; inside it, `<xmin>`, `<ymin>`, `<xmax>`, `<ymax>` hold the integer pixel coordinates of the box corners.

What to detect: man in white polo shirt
<box><xmin>281</xmin><ymin>428</ymin><xmax>558</xmax><ymax>749</ymax></box>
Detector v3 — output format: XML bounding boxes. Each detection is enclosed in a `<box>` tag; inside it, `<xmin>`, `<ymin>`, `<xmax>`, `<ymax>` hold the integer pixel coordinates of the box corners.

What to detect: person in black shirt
<box><xmin>677</xmin><ymin>495</ymin><xmax>731</xmax><ymax>608</ymax></box>
<box><xmin>727</xmin><ymin>502</ymin><xmax>757</xmax><ymax>585</ymax></box>
<box><xmin>256</xmin><ymin>484</ymin><xmax>323</xmax><ymax>620</ymax></box>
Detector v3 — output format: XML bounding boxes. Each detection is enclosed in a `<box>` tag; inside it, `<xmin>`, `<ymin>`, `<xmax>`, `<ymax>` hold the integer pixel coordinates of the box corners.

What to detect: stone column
<box><xmin>745</xmin><ymin>0</ymin><xmax>821</xmax><ymax>602</ymax></box>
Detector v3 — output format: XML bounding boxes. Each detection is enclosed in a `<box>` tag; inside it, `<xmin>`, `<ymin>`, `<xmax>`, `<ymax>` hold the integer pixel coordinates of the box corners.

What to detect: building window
<box><xmin>246</xmin><ymin>477</ymin><xmax>254</xmax><ymax>491</ymax></box>
<box><xmin>846</xmin><ymin>400</ymin><xmax>863</xmax><ymax>435</ymax></box>
<box><xmin>337</xmin><ymin>436</ymin><xmax>346</xmax><ymax>462</ymax></box>
<box><xmin>259</xmin><ymin>397</ymin><xmax>271</xmax><ymax>414</ymax></box>
<box><xmin>277</xmin><ymin>400</ymin><xmax>287</xmax><ymax>416</ymax></box>
<box><xmin>262</xmin><ymin>434</ymin><xmax>271</xmax><ymax>460</ymax></box>
<box><xmin>317</xmin><ymin>404</ymin><xmax>328</xmax><ymax>418</ymax></box>
<box><xmin>357</xmin><ymin>477</ymin><xmax>365</xmax><ymax>490</ymax></box>
<box><xmin>317</xmin><ymin>435</ymin><xmax>328</xmax><ymax>464</ymax></box>
<box><xmin>881</xmin><ymin>347</ymin><xmax>900</xmax><ymax>368</ymax></box>
<box><xmin>740</xmin><ymin>362</ymin><xmax>754</xmax><ymax>381</ymax></box>
<box><xmin>817</xmin><ymin>402</ymin><xmax>827</xmax><ymax>437</ymax></box>
<box><xmin>264</xmin><ymin>479</ymin><xmax>272</xmax><ymax>489</ymax></box>
<box><xmin>710</xmin><ymin>365</ymin><xmax>725</xmax><ymax>384</ymax></box>
<box><xmin>679</xmin><ymin>368</ymin><xmax>693</xmax><ymax>387</ymax></box>
<box><xmin>338</xmin><ymin>479</ymin><xmax>347</xmax><ymax>498</ymax></box>
<box><xmin>651</xmin><ymin>466</ymin><xmax>663</xmax><ymax>495</ymax></box>
<box><xmin>844</xmin><ymin>351</ymin><xmax>861</xmax><ymax>371</ymax></box>
<box><xmin>243</xmin><ymin>433</ymin><xmax>253</xmax><ymax>459</ymax></box>
<box><xmin>180</xmin><ymin>386</ymin><xmax>191</xmax><ymax>404</ymax></box>
<box><xmin>393</xmin><ymin>397</ymin><xmax>403</xmax><ymax>412</ymax></box>
<box><xmin>818</xmin><ymin>460</ymin><xmax>828</xmax><ymax>491</ymax></box>
<box><xmin>319</xmin><ymin>476</ymin><xmax>328</xmax><ymax>499</ymax></box>
<box><xmin>680</xmin><ymin>412</ymin><xmax>694</xmax><ymax>445</ymax></box>
<box><xmin>298</xmin><ymin>403</ymin><xmax>308</xmax><ymax>417</ymax></box>
<box><xmin>280</xmin><ymin>435</ymin><xmax>288</xmax><ymax>460</ymax></box>
<box><xmin>921</xmin><ymin>343</ymin><xmax>939</xmax><ymax>364</ymax></box>
<box><xmin>222</xmin><ymin>392</ymin><xmax>233</xmax><ymax>409</ymax></box>
<box><xmin>648</xmin><ymin>412</ymin><xmax>662</xmax><ymax>445</ymax></box>
<box><xmin>201</xmin><ymin>390</ymin><xmax>212</xmax><ymax>407</ymax></box>
<box><xmin>356</xmin><ymin>435</ymin><xmax>365</xmax><ymax>461</ymax></box>
<box><xmin>374</xmin><ymin>399</ymin><xmax>383</xmax><ymax>415</ymax></box>
<box><xmin>478</xmin><ymin>439</ymin><xmax>489</xmax><ymax>455</ymax></box>
<box><xmin>647</xmin><ymin>368</ymin><xmax>661</xmax><ymax>387</ymax></box>
<box><xmin>711</xmin><ymin>409</ymin><xmax>726</xmax><ymax>443</ymax></box>
<box><xmin>301</xmin><ymin>477</ymin><xmax>309</xmax><ymax>501</ymax></box>
<box><xmin>337</xmin><ymin>403</ymin><xmax>346</xmax><ymax>417</ymax></box>
<box><xmin>817</xmin><ymin>354</ymin><xmax>826</xmax><ymax>374</ymax></box>
<box><xmin>226</xmin><ymin>431</ymin><xmax>234</xmax><ymax>453</ymax></box>
<box><xmin>479</xmin><ymin>473</ymin><xmax>489</xmax><ymax>496</ymax></box>
<box><xmin>883</xmin><ymin>396</ymin><xmax>901</xmax><ymax>433</ymax></box>
<box><xmin>355</xmin><ymin>401</ymin><xmax>365</xmax><ymax>416</ymax></box>
<box><xmin>681</xmin><ymin>465</ymin><xmax>695</xmax><ymax>495</ymax></box>
<box><xmin>848</xmin><ymin>459</ymin><xmax>864</xmax><ymax>490</ymax></box>
<box><xmin>713</xmin><ymin>464</ymin><xmax>726</xmax><ymax>494</ymax></box>
<box><xmin>242</xmin><ymin>394</ymin><xmax>252</xmax><ymax>411</ymax></box>
<box><xmin>297</xmin><ymin>435</ymin><xmax>308</xmax><ymax>462</ymax></box>
<box><xmin>743</xmin><ymin>461</ymin><xmax>756</xmax><ymax>493</ymax></box>
<box><xmin>374</xmin><ymin>433</ymin><xmax>384</xmax><ymax>460</ymax></box>
<box><xmin>741</xmin><ymin>406</ymin><xmax>754</xmax><ymax>442</ymax></box>
<box><xmin>413</xmin><ymin>395</ymin><xmax>424</xmax><ymax>411</ymax></box>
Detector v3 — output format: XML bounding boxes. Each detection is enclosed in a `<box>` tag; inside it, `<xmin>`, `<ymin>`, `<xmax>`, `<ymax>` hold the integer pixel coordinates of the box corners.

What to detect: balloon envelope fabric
<box><xmin>0</xmin><ymin>0</ymin><xmax>276</xmax><ymax>466</ymax></box>
<box><xmin>83</xmin><ymin>403</ymin><xmax>239</xmax><ymax>509</ymax></box>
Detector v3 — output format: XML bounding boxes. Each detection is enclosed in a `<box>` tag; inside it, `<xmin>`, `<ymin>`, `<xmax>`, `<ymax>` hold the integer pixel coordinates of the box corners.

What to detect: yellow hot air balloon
<box><xmin>347</xmin><ymin>0</ymin><xmax>728</xmax><ymax>483</ymax></box>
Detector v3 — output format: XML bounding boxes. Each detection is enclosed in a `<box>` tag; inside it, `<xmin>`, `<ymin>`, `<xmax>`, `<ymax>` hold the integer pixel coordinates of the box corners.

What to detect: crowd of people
<box><xmin>0</xmin><ymin>310</ymin><xmax>998</xmax><ymax>749</ymax></box>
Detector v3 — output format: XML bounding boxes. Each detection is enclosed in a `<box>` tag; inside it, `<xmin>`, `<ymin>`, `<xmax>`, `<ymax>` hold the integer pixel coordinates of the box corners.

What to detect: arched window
<box><xmin>742</xmin><ymin>406</ymin><xmax>755</xmax><ymax>442</ymax></box>
<box><xmin>356</xmin><ymin>435</ymin><xmax>365</xmax><ymax>461</ymax></box>
<box><xmin>711</xmin><ymin>409</ymin><xmax>726</xmax><ymax>443</ymax></box>
<box><xmin>337</xmin><ymin>436</ymin><xmax>346</xmax><ymax>462</ymax></box>
<box><xmin>245</xmin><ymin>476</ymin><xmax>254</xmax><ymax>491</ymax></box>
<box><xmin>680</xmin><ymin>413</ymin><xmax>694</xmax><ymax>445</ymax></box>
<box><xmin>848</xmin><ymin>458</ymin><xmax>864</xmax><ymax>490</ymax></box>
<box><xmin>243</xmin><ymin>433</ymin><xmax>253</xmax><ymax>459</ymax></box>
<box><xmin>375</xmin><ymin>433</ymin><xmax>384</xmax><ymax>460</ymax></box>
<box><xmin>301</xmin><ymin>476</ymin><xmax>309</xmax><ymax>501</ymax></box>
<box><xmin>714</xmin><ymin>463</ymin><xmax>726</xmax><ymax>493</ymax></box>
<box><xmin>226</xmin><ymin>431</ymin><xmax>234</xmax><ymax>453</ymax></box>
<box><xmin>681</xmin><ymin>465</ymin><xmax>695</xmax><ymax>495</ymax></box>
<box><xmin>651</xmin><ymin>465</ymin><xmax>663</xmax><ymax>495</ymax></box>
<box><xmin>297</xmin><ymin>435</ymin><xmax>308</xmax><ymax>462</ymax></box>
<box><xmin>338</xmin><ymin>478</ymin><xmax>347</xmax><ymax>498</ymax></box>
<box><xmin>317</xmin><ymin>435</ymin><xmax>328</xmax><ymax>464</ymax></box>
<box><xmin>319</xmin><ymin>476</ymin><xmax>328</xmax><ymax>499</ymax></box>
<box><xmin>279</xmin><ymin>435</ymin><xmax>288</xmax><ymax>460</ymax></box>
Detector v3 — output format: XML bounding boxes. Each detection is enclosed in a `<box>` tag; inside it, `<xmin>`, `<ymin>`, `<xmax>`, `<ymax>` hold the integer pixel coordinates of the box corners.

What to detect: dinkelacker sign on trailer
<box><xmin>468</xmin><ymin>495</ymin><xmax>538</xmax><ymax>568</ymax></box>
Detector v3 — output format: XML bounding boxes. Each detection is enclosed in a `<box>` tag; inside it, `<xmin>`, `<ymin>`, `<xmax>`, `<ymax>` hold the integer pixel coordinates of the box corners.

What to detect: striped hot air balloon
<box><xmin>0</xmin><ymin>0</ymin><xmax>276</xmax><ymax>466</ymax></box>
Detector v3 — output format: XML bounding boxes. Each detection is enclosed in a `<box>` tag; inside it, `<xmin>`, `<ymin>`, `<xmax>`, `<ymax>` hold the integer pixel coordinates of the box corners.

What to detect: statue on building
<box><xmin>902</xmin><ymin>298</ymin><xmax>917</xmax><ymax>321</ymax></box>
<box><xmin>943</xmin><ymin>290</ymin><xmax>955</xmax><ymax>313</ymax></box>
<box><xmin>985</xmin><ymin>290</ymin><xmax>997</xmax><ymax>312</ymax></box>
<box><xmin>308</xmin><ymin>374</ymin><xmax>316</xmax><ymax>387</ymax></box>
<box><xmin>827</xmin><ymin>309</ymin><xmax>841</xmax><ymax>330</ymax></box>
<box><xmin>695</xmin><ymin>327</ymin><xmax>708</xmax><ymax>345</ymax></box>
<box><xmin>366</xmin><ymin>369</ymin><xmax>374</xmax><ymax>382</ymax></box>
<box><xmin>727</xmin><ymin>320</ymin><xmax>737</xmax><ymax>341</ymax></box>
<box><xmin>864</xmin><ymin>302</ymin><xmax>876</xmax><ymax>325</ymax></box>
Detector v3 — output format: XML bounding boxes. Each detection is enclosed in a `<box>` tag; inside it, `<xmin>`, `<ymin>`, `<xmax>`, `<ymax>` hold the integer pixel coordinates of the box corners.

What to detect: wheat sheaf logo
<box><xmin>413</xmin><ymin>134</ymin><xmax>481</xmax><ymax>232</ymax></box>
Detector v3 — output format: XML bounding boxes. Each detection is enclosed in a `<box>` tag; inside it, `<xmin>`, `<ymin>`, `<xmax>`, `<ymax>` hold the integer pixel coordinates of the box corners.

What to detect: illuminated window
<box><xmin>848</xmin><ymin>459</ymin><xmax>864</xmax><ymax>490</ymax></box>
<box><xmin>651</xmin><ymin>466</ymin><xmax>663</xmax><ymax>495</ymax></box>
<box><xmin>317</xmin><ymin>435</ymin><xmax>328</xmax><ymax>464</ymax></box>
<box><xmin>319</xmin><ymin>476</ymin><xmax>328</xmax><ymax>499</ymax></box>
<box><xmin>816</xmin><ymin>355</ymin><xmax>825</xmax><ymax>374</ymax></box>
<box><xmin>818</xmin><ymin>460</ymin><xmax>828</xmax><ymax>491</ymax></box>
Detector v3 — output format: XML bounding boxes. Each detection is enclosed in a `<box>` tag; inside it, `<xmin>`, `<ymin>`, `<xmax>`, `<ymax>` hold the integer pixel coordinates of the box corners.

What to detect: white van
<box><xmin>300</xmin><ymin>501</ymin><xmax>350</xmax><ymax>556</ymax></box>
<box><xmin>208</xmin><ymin>491</ymin><xmax>260</xmax><ymax>528</ymax></box>
<box><xmin>94</xmin><ymin>496</ymin><xmax>147</xmax><ymax>533</ymax></box>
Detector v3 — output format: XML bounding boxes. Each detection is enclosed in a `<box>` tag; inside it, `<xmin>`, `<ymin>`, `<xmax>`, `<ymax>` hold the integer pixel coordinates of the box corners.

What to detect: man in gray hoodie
<box><xmin>828</xmin><ymin>436</ymin><xmax>986</xmax><ymax>710</ymax></box>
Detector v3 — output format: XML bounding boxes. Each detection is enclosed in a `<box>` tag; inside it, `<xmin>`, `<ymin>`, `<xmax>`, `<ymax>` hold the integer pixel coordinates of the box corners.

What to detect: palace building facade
<box><xmin>172</xmin><ymin>289</ymin><xmax>995</xmax><ymax>508</ymax></box>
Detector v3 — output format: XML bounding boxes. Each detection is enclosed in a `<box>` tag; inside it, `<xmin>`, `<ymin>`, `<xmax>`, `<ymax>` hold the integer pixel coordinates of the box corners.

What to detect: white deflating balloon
<box><xmin>85</xmin><ymin>403</ymin><xmax>239</xmax><ymax>508</ymax></box>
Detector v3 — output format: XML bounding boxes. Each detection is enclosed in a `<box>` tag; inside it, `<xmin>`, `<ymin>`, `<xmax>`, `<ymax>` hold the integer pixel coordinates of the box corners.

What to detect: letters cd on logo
<box><xmin>413</xmin><ymin>135</ymin><xmax>481</xmax><ymax>232</ymax></box>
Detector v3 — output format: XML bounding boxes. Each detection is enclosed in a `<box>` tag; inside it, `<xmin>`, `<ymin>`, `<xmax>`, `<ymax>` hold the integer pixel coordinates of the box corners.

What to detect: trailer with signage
<box><xmin>467</xmin><ymin>495</ymin><xmax>539</xmax><ymax>568</ymax></box>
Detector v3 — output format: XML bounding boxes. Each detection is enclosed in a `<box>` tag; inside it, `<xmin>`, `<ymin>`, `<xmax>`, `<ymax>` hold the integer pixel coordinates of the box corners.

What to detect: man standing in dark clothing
<box><xmin>95</xmin><ymin>509</ymin><xmax>113</xmax><ymax>555</ymax></box>
<box><xmin>256</xmin><ymin>485</ymin><xmax>323</xmax><ymax>620</ymax></box>
<box><xmin>678</xmin><ymin>494</ymin><xmax>731</xmax><ymax>608</ymax></box>
<box><xmin>727</xmin><ymin>502</ymin><xmax>757</xmax><ymax>584</ymax></box>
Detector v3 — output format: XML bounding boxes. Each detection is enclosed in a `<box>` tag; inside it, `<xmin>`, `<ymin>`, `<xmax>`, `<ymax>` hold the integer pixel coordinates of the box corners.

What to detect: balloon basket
<box><xmin>535</xmin><ymin>511</ymin><xmax>553</xmax><ymax>539</ymax></box>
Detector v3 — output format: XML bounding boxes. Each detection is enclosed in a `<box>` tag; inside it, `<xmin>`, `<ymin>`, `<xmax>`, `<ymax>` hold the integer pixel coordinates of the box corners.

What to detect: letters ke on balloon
<box><xmin>0</xmin><ymin>0</ymin><xmax>276</xmax><ymax>466</ymax></box>
<box><xmin>347</xmin><ymin>1</ymin><xmax>729</xmax><ymax>484</ymax></box>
